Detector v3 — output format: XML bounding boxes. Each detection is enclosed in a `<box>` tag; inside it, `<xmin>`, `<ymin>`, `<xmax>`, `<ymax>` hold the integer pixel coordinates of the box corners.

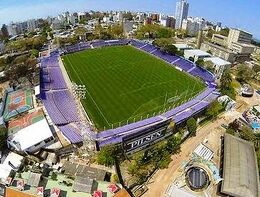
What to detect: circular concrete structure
<box><xmin>185</xmin><ymin>166</ymin><xmax>209</xmax><ymax>191</ymax></box>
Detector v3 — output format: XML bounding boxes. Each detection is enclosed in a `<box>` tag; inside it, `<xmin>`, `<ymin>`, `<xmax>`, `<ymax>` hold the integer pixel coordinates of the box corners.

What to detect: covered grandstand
<box><xmin>40</xmin><ymin>39</ymin><xmax>219</xmax><ymax>147</ymax></box>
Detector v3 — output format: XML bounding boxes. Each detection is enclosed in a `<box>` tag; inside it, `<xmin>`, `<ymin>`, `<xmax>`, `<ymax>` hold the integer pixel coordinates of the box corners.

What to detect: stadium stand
<box><xmin>40</xmin><ymin>39</ymin><xmax>219</xmax><ymax>146</ymax></box>
<box><xmin>58</xmin><ymin>124</ymin><xmax>83</xmax><ymax>144</ymax></box>
<box><xmin>40</xmin><ymin>51</ymin><xmax>88</xmax><ymax>143</ymax></box>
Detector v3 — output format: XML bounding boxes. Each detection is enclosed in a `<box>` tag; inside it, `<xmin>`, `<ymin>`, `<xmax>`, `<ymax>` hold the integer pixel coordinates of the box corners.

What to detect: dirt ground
<box><xmin>143</xmin><ymin>92</ymin><xmax>260</xmax><ymax>197</ymax></box>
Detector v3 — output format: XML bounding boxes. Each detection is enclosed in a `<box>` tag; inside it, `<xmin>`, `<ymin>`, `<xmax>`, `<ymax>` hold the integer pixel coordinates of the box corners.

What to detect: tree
<box><xmin>219</xmin><ymin>28</ymin><xmax>230</xmax><ymax>37</ymax></box>
<box><xmin>0</xmin><ymin>127</ymin><xmax>7</xmax><ymax>151</ymax></box>
<box><xmin>75</xmin><ymin>27</ymin><xmax>88</xmax><ymax>41</ymax></box>
<box><xmin>153</xmin><ymin>38</ymin><xmax>175</xmax><ymax>48</ymax></box>
<box><xmin>96</xmin><ymin>145</ymin><xmax>116</xmax><ymax>167</ymax></box>
<box><xmin>220</xmin><ymin>69</ymin><xmax>232</xmax><ymax>89</ymax></box>
<box><xmin>253</xmin><ymin>64</ymin><xmax>260</xmax><ymax>73</ymax></box>
<box><xmin>236</xmin><ymin>64</ymin><xmax>254</xmax><ymax>82</ymax></box>
<box><xmin>228</xmin><ymin>119</ymin><xmax>240</xmax><ymax>131</ymax></box>
<box><xmin>51</xmin><ymin>172</ymin><xmax>58</xmax><ymax>180</ymax></box>
<box><xmin>4</xmin><ymin>57</ymin><xmax>38</xmax><ymax>85</ymax></box>
<box><xmin>206</xmin><ymin>101</ymin><xmax>223</xmax><ymax>119</ymax></box>
<box><xmin>239</xmin><ymin>126</ymin><xmax>256</xmax><ymax>142</ymax></box>
<box><xmin>164</xmin><ymin>45</ymin><xmax>179</xmax><ymax>56</ymax></box>
<box><xmin>176</xmin><ymin>29</ymin><xmax>188</xmax><ymax>38</ymax></box>
<box><xmin>31</xmin><ymin>49</ymin><xmax>39</xmax><ymax>58</ymax></box>
<box><xmin>195</xmin><ymin>59</ymin><xmax>205</xmax><ymax>67</ymax></box>
<box><xmin>109</xmin><ymin>24</ymin><xmax>123</xmax><ymax>38</ymax></box>
<box><xmin>204</xmin><ymin>61</ymin><xmax>215</xmax><ymax>73</ymax></box>
<box><xmin>206</xmin><ymin>29</ymin><xmax>215</xmax><ymax>39</ymax></box>
<box><xmin>220</xmin><ymin>69</ymin><xmax>236</xmax><ymax>99</ymax></box>
<box><xmin>186</xmin><ymin>118</ymin><xmax>197</xmax><ymax>136</ymax></box>
<box><xmin>166</xmin><ymin>136</ymin><xmax>181</xmax><ymax>153</ymax></box>
<box><xmin>156</xmin><ymin>27</ymin><xmax>175</xmax><ymax>38</ymax></box>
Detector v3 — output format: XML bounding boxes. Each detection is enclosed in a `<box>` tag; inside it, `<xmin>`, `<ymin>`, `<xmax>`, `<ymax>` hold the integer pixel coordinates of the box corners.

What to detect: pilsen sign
<box><xmin>122</xmin><ymin>119</ymin><xmax>172</xmax><ymax>154</ymax></box>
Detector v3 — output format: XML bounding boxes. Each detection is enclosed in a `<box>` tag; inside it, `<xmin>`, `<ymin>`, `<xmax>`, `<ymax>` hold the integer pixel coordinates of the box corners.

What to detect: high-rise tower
<box><xmin>175</xmin><ymin>0</ymin><xmax>189</xmax><ymax>29</ymax></box>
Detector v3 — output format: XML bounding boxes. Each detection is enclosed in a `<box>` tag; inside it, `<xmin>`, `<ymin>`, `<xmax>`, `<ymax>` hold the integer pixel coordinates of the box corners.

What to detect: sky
<box><xmin>0</xmin><ymin>0</ymin><xmax>259</xmax><ymax>39</ymax></box>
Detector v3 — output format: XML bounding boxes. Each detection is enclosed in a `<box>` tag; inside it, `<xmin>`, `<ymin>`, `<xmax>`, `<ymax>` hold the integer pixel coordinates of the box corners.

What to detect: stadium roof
<box><xmin>221</xmin><ymin>134</ymin><xmax>260</xmax><ymax>197</ymax></box>
<box><xmin>9</xmin><ymin>118</ymin><xmax>53</xmax><ymax>151</ymax></box>
<box><xmin>204</xmin><ymin>57</ymin><xmax>231</xmax><ymax>66</ymax></box>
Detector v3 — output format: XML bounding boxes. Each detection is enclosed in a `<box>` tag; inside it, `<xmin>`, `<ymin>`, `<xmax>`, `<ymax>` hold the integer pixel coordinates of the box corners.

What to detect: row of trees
<box><xmin>54</xmin><ymin>24</ymin><xmax>124</xmax><ymax>47</ymax></box>
<box><xmin>152</xmin><ymin>38</ymin><xmax>184</xmax><ymax>57</ymax></box>
<box><xmin>136</xmin><ymin>24</ymin><xmax>175</xmax><ymax>40</ymax></box>
<box><xmin>96</xmin><ymin>116</ymin><xmax>200</xmax><ymax>186</ymax></box>
<box><xmin>236</xmin><ymin>63</ymin><xmax>260</xmax><ymax>82</ymax></box>
<box><xmin>5</xmin><ymin>36</ymin><xmax>47</xmax><ymax>55</ymax></box>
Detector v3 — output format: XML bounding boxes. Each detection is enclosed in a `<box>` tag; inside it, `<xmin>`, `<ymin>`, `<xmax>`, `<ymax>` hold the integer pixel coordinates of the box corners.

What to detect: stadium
<box><xmin>40</xmin><ymin>39</ymin><xmax>219</xmax><ymax>151</ymax></box>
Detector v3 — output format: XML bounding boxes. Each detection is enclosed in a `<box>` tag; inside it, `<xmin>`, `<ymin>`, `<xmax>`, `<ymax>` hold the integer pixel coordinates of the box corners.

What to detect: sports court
<box><xmin>3</xmin><ymin>89</ymin><xmax>34</xmax><ymax>121</ymax></box>
<box><xmin>8</xmin><ymin>109</ymin><xmax>45</xmax><ymax>134</ymax></box>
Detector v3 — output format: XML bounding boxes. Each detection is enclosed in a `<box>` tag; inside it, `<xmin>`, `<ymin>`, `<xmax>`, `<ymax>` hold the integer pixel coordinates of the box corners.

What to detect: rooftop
<box><xmin>8</xmin><ymin>172</ymin><xmax>116</xmax><ymax>197</ymax></box>
<box><xmin>8</xmin><ymin>117</ymin><xmax>53</xmax><ymax>151</ymax></box>
<box><xmin>173</xmin><ymin>44</ymin><xmax>193</xmax><ymax>50</ymax></box>
<box><xmin>204</xmin><ymin>57</ymin><xmax>231</xmax><ymax>66</ymax></box>
<box><xmin>0</xmin><ymin>152</ymin><xmax>24</xmax><ymax>183</ymax></box>
<box><xmin>184</xmin><ymin>49</ymin><xmax>211</xmax><ymax>57</ymax></box>
<box><xmin>221</xmin><ymin>134</ymin><xmax>260</xmax><ymax>197</ymax></box>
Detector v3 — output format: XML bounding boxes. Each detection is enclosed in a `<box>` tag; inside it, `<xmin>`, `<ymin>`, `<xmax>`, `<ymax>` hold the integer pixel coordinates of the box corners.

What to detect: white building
<box><xmin>78</xmin><ymin>12</ymin><xmax>87</xmax><ymax>22</ymax></box>
<box><xmin>27</xmin><ymin>19</ymin><xmax>38</xmax><ymax>32</ymax></box>
<box><xmin>182</xmin><ymin>17</ymin><xmax>206</xmax><ymax>36</ymax></box>
<box><xmin>136</xmin><ymin>12</ymin><xmax>145</xmax><ymax>22</ymax></box>
<box><xmin>103</xmin><ymin>16</ymin><xmax>110</xmax><ymax>23</ymax></box>
<box><xmin>57</xmin><ymin>14</ymin><xmax>66</xmax><ymax>24</ymax></box>
<box><xmin>7</xmin><ymin>117</ymin><xmax>55</xmax><ymax>153</ymax></box>
<box><xmin>123</xmin><ymin>20</ymin><xmax>134</xmax><ymax>35</ymax></box>
<box><xmin>184</xmin><ymin>49</ymin><xmax>211</xmax><ymax>61</ymax></box>
<box><xmin>68</xmin><ymin>14</ymin><xmax>78</xmax><ymax>25</ymax></box>
<box><xmin>204</xmin><ymin>57</ymin><xmax>231</xmax><ymax>79</ymax></box>
<box><xmin>175</xmin><ymin>0</ymin><xmax>189</xmax><ymax>29</ymax></box>
<box><xmin>7</xmin><ymin>23</ymin><xmax>18</xmax><ymax>36</ymax></box>
<box><xmin>0</xmin><ymin>152</ymin><xmax>23</xmax><ymax>183</ymax></box>
<box><xmin>227</xmin><ymin>28</ymin><xmax>253</xmax><ymax>48</ymax></box>
<box><xmin>174</xmin><ymin>43</ymin><xmax>192</xmax><ymax>51</ymax></box>
<box><xmin>116</xmin><ymin>12</ymin><xmax>123</xmax><ymax>22</ymax></box>
<box><xmin>51</xmin><ymin>18</ymin><xmax>62</xmax><ymax>30</ymax></box>
<box><xmin>161</xmin><ymin>17</ymin><xmax>176</xmax><ymax>28</ymax></box>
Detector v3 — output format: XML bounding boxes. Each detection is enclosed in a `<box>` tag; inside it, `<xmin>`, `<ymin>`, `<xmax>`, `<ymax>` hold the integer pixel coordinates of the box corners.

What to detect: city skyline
<box><xmin>0</xmin><ymin>0</ymin><xmax>259</xmax><ymax>39</ymax></box>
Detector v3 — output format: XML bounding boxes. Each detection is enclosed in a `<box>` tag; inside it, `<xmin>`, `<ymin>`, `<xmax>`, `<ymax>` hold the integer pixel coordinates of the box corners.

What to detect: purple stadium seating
<box><xmin>59</xmin><ymin>124</ymin><xmax>83</xmax><ymax>144</ymax></box>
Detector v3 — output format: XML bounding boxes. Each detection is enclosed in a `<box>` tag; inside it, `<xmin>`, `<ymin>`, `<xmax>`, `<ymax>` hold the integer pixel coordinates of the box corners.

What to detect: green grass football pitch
<box><xmin>63</xmin><ymin>45</ymin><xmax>205</xmax><ymax>130</ymax></box>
